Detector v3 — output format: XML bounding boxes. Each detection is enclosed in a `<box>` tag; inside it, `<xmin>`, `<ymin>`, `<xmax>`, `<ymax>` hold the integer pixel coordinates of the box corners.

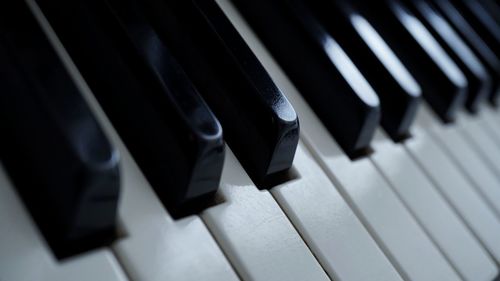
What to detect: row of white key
<box><xmin>407</xmin><ymin>105</ymin><xmax>500</xmax><ymax>263</ymax></box>
<box><xmin>27</xmin><ymin>2</ymin><xmax>241</xmax><ymax>280</ymax></box>
<box><xmin>217</xmin><ymin>1</ymin><xmax>500</xmax><ymax>281</ymax></box>
<box><xmin>2</xmin><ymin>0</ymin><xmax>500</xmax><ymax>280</ymax></box>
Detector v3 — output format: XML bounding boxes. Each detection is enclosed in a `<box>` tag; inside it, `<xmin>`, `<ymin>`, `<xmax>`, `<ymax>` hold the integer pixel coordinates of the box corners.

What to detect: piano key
<box><xmin>28</xmin><ymin>1</ymin><xmax>242</xmax><ymax>278</ymax></box>
<box><xmin>35</xmin><ymin>0</ymin><xmax>225</xmax><ymax>217</ymax></box>
<box><xmin>406</xmin><ymin>0</ymin><xmax>492</xmax><ymax>113</ymax></box>
<box><xmin>431</xmin><ymin>0</ymin><xmax>500</xmax><ymax>104</ymax></box>
<box><xmin>39</xmin><ymin>3</ymin><xmax>330</xmax><ymax>278</ymax></box>
<box><xmin>349</xmin><ymin>0</ymin><xmax>468</xmax><ymax>123</ymax></box>
<box><xmin>449</xmin><ymin>0</ymin><xmax>500</xmax><ymax>52</ymax></box>
<box><xmin>481</xmin><ymin>106</ymin><xmax>500</xmax><ymax>144</ymax></box>
<box><xmin>405</xmin><ymin>104</ymin><xmax>500</xmax><ymax>263</ymax></box>
<box><xmin>423</xmin><ymin>110</ymin><xmax>500</xmax><ymax>218</ymax></box>
<box><xmin>272</xmin><ymin>145</ymin><xmax>405</xmax><ymax>281</ymax></box>
<box><xmin>231</xmin><ymin>0</ymin><xmax>381</xmax><ymax>158</ymax></box>
<box><xmin>224</xmin><ymin>2</ymin><xmax>463</xmax><ymax>279</ymax></box>
<box><xmin>0</xmin><ymin>0</ymin><xmax>120</xmax><ymax>258</ymax></box>
<box><xmin>120</xmin><ymin>0</ymin><xmax>299</xmax><ymax>187</ymax></box>
<box><xmin>370</xmin><ymin>129</ymin><xmax>498</xmax><ymax>281</ymax></box>
<box><xmin>305</xmin><ymin>0</ymin><xmax>422</xmax><ymax>141</ymax></box>
<box><xmin>217</xmin><ymin>3</ymin><xmax>405</xmax><ymax>280</ymax></box>
<box><xmin>202</xmin><ymin>147</ymin><xmax>331</xmax><ymax>281</ymax></box>
<box><xmin>0</xmin><ymin>164</ymin><xmax>128</xmax><ymax>281</ymax></box>
<box><xmin>111</xmin><ymin>140</ymin><xmax>239</xmax><ymax>281</ymax></box>
<box><xmin>457</xmin><ymin>112</ymin><xmax>500</xmax><ymax>178</ymax></box>
<box><xmin>478</xmin><ymin>0</ymin><xmax>500</xmax><ymax>24</ymax></box>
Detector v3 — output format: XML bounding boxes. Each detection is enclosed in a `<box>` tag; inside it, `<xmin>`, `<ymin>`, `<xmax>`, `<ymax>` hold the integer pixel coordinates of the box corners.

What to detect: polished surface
<box><xmin>450</xmin><ymin>0</ymin><xmax>500</xmax><ymax>52</ymax></box>
<box><xmin>406</xmin><ymin>0</ymin><xmax>492</xmax><ymax>113</ymax></box>
<box><xmin>348</xmin><ymin>0</ymin><xmax>468</xmax><ymax>123</ymax></box>
<box><xmin>232</xmin><ymin>0</ymin><xmax>381</xmax><ymax>158</ymax></box>
<box><xmin>306</xmin><ymin>0</ymin><xmax>422</xmax><ymax>141</ymax></box>
<box><xmin>2</xmin><ymin>0</ymin><xmax>500</xmax><ymax>279</ymax></box>
<box><xmin>431</xmin><ymin>0</ymin><xmax>500</xmax><ymax>104</ymax></box>
<box><xmin>0</xmin><ymin>0</ymin><xmax>120</xmax><ymax>258</ymax></box>
<box><xmin>126</xmin><ymin>0</ymin><xmax>300</xmax><ymax>187</ymax></box>
<box><xmin>36</xmin><ymin>0</ymin><xmax>225</xmax><ymax>217</ymax></box>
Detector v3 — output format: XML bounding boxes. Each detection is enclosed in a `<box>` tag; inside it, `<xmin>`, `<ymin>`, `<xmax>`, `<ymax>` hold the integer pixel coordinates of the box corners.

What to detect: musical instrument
<box><xmin>1</xmin><ymin>0</ymin><xmax>500</xmax><ymax>280</ymax></box>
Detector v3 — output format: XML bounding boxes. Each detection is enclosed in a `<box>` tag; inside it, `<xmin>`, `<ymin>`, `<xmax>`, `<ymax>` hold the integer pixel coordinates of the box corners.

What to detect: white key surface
<box><xmin>405</xmin><ymin>105</ymin><xmax>500</xmax><ymax>263</ymax></box>
<box><xmin>202</xmin><ymin>148</ymin><xmax>330</xmax><ymax>281</ymax></box>
<box><xmin>0</xmin><ymin>165</ymin><xmax>128</xmax><ymax>281</ymax></box>
<box><xmin>458</xmin><ymin>111</ymin><xmax>500</xmax><ymax>177</ymax></box>
<box><xmin>424</xmin><ymin>109</ymin><xmax>500</xmax><ymax>218</ymax></box>
<box><xmin>30</xmin><ymin>3</ymin><xmax>241</xmax><ymax>280</ymax></box>
<box><xmin>371</xmin><ymin>129</ymin><xmax>498</xmax><ymax>281</ymax></box>
<box><xmin>112</xmin><ymin>147</ymin><xmax>239</xmax><ymax>281</ymax></box>
<box><xmin>216</xmin><ymin>2</ymin><xmax>462</xmax><ymax>280</ymax></box>
<box><xmin>481</xmin><ymin>106</ymin><xmax>500</xmax><ymax>144</ymax></box>
<box><xmin>271</xmin><ymin>144</ymin><xmax>403</xmax><ymax>281</ymax></box>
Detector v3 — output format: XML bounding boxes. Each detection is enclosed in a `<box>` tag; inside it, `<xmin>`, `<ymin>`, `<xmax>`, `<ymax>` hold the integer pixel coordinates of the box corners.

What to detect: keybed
<box><xmin>1</xmin><ymin>0</ymin><xmax>500</xmax><ymax>280</ymax></box>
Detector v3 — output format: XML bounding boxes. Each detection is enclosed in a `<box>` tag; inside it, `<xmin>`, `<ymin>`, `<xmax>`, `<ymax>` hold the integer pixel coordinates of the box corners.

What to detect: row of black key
<box><xmin>1</xmin><ymin>0</ymin><xmax>499</xmax><ymax>259</ymax></box>
<box><xmin>0</xmin><ymin>0</ymin><xmax>300</xmax><ymax>258</ymax></box>
<box><xmin>0</xmin><ymin>0</ymin><xmax>120</xmax><ymax>258</ymax></box>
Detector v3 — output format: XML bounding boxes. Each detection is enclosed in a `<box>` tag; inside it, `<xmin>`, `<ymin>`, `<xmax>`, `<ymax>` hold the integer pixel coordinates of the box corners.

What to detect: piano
<box><xmin>1</xmin><ymin>0</ymin><xmax>500</xmax><ymax>280</ymax></box>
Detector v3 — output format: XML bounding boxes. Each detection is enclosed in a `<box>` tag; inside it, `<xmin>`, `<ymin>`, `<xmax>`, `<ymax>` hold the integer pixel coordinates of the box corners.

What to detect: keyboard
<box><xmin>1</xmin><ymin>0</ymin><xmax>500</xmax><ymax>280</ymax></box>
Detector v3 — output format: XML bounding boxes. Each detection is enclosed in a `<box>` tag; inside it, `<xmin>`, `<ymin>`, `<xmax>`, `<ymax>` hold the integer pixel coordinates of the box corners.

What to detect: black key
<box><xmin>305</xmin><ymin>0</ymin><xmax>422</xmax><ymax>141</ymax></box>
<box><xmin>404</xmin><ymin>0</ymin><xmax>493</xmax><ymax>113</ymax></box>
<box><xmin>36</xmin><ymin>0</ymin><xmax>224</xmax><ymax>217</ymax></box>
<box><xmin>477</xmin><ymin>0</ymin><xmax>500</xmax><ymax>25</ymax></box>
<box><xmin>0</xmin><ymin>0</ymin><xmax>120</xmax><ymax>259</ymax></box>
<box><xmin>347</xmin><ymin>0</ymin><xmax>468</xmax><ymax>123</ymax></box>
<box><xmin>450</xmin><ymin>0</ymin><xmax>500</xmax><ymax>52</ymax></box>
<box><xmin>233</xmin><ymin>0</ymin><xmax>381</xmax><ymax>158</ymax></box>
<box><xmin>108</xmin><ymin>0</ymin><xmax>300</xmax><ymax>187</ymax></box>
<box><xmin>431</xmin><ymin>0</ymin><xmax>500</xmax><ymax>105</ymax></box>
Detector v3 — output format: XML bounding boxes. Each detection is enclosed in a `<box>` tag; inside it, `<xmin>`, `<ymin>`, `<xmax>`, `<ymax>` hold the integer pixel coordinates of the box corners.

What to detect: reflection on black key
<box><xmin>478</xmin><ymin>0</ymin><xmax>500</xmax><ymax>25</ymax></box>
<box><xmin>115</xmin><ymin>0</ymin><xmax>300</xmax><ymax>187</ymax></box>
<box><xmin>431</xmin><ymin>0</ymin><xmax>500</xmax><ymax>105</ymax></box>
<box><xmin>405</xmin><ymin>0</ymin><xmax>493</xmax><ymax>113</ymax></box>
<box><xmin>36</xmin><ymin>0</ymin><xmax>225</xmax><ymax>217</ymax></box>
<box><xmin>349</xmin><ymin>0</ymin><xmax>468</xmax><ymax>123</ymax></box>
<box><xmin>0</xmin><ymin>0</ymin><xmax>120</xmax><ymax>259</ymax></box>
<box><xmin>450</xmin><ymin>0</ymin><xmax>500</xmax><ymax>52</ymax></box>
<box><xmin>233</xmin><ymin>0</ymin><xmax>381</xmax><ymax>158</ymax></box>
<box><xmin>306</xmin><ymin>0</ymin><xmax>422</xmax><ymax>141</ymax></box>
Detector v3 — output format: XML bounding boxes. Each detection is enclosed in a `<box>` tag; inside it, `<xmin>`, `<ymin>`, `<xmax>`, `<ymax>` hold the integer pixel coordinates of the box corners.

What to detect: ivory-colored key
<box><xmin>405</xmin><ymin>104</ymin><xmax>500</xmax><ymax>263</ymax></box>
<box><xmin>217</xmin><ymin>1</ymin><xmax>462</xmax><ymax>279</ymax></box>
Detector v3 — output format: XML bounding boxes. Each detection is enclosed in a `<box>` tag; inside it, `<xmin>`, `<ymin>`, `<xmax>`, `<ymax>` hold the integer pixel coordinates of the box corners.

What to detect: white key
<box><xmin>29</xmin><ymin>3</ymin><xmax>241</xmax><ymax>280</ymax></box>
<box><xmin>457</xmin><ymin>111</ymin><xmax>500</xmax><ymax>177</ymax></box>
<box><xmin>421</xmin><ymin>108</ymin><xmax>500</xmax><ymax>218</ymax></box>
<box><xmin>271</xmin><ymin>144</ymin><xmax>403</xmax><ymax>281</ymax></box>
<box><xmin>202</xmin><ymin>148</ymin><xmax>330</xmax><ymax>281</ymax></box>
<box><xmin>405</xmin><ymin>104</ymin><xmax>500</xmax><ymax>263</ymax></box>
<box><xmin>481</xmin><ymin>106</ymin><xmax>500</xmax><ymax>144</ymax></box>
<box><xmin>112</xmin><ymin>144</ymin><xmax>239</xmax><ymax>281</ymax></box>
<box><xmin>0</xmin><ymin>165</ymin><xmax>128</xmax><ymax>281</ymax></box>
<box><xmin>371</xmin><ymin>129</ymin><xmax>498</xmax><ymax>281</ymax></box>
<box><xmin>216</xmin><ymin>2</ymin><xmax>461</xmax><ymax>280</ymax></box>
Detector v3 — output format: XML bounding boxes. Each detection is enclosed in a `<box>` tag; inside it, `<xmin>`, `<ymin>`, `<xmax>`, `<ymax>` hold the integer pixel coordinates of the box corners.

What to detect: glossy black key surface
<box><xmin>0</xmin><ymin>1</ymin><xmax>120</xmax><ymax>258</ymax></box>
<box><xmin>233</xmin><ymin>0</ymin><xmax>381</xmax><ymax>158</ymax></box>
<box><xmin>347</xmin><ymin>0</ymin><xmax>468</xmax><ymax>123</ymax></box>
<box><xmin>111</xmin><ymin>0</ymin><xmax>299</xmax><ymax>187</ymax></box>
<box><xmin>405</xmin><ymin>0</ymin><xmax>493</xmax><ymax>113</ymax></box>
<box><xmin>305</xmin><ymin>0</ymin><xmax>422</xmax><ymax>141</ymax></box>
<box><xmin>450</xmin><ymin>0</ymin><xmax>500</xmax><ymax>52</ymax></box>
<box><xmin>36</xmin><ymin>0</ymin><xmax>225</xmax><ymax>216</ymax></box>
<box><xmin>478</xmin><ymin>0</ymin><xmax>500</xmax><ymax>25</ymax></box>
<box><xmin>431</xmin><ymin>0</ymin><xmax>500</xmax><ymax>105</ymax></box>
